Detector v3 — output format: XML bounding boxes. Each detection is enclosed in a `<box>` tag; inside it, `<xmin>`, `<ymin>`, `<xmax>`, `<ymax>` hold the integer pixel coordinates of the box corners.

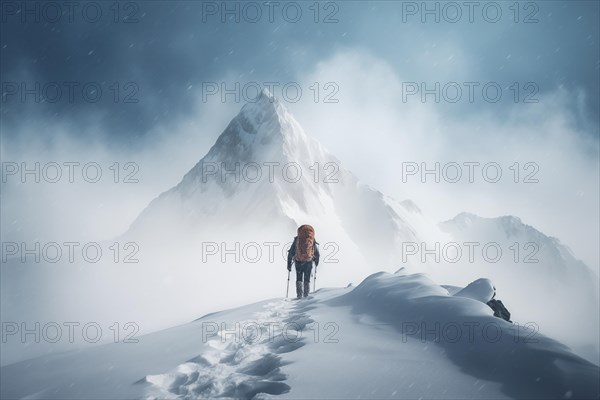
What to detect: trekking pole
<box><xmin>286</xmin><ymin>270</ymin><xmax>291</xmax><ymax>298</ymax></box>
<box><xmin>313</xmin><ymin>265</ymin><xmax>317</xmax><ymax>293</ymax></box>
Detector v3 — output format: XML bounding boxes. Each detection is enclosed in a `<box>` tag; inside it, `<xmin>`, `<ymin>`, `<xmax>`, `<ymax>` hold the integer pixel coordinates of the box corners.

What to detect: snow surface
<box><xmin>2</xmin><ymin>90</ymin><xmax>598</xmax><ymax>372</ymax></box>
<box><xmin>438</xmin><ymin>213</ymin><xmax>600</xmax><ymax>363</ymax></box>
<box><xmin>2</xmin><ymin>271</ymin><xmax>598</xmax><ymax>399</ymax></box>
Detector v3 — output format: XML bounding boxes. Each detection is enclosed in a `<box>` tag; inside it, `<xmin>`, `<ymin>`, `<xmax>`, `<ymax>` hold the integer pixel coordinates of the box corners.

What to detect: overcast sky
<box><xmin>1</xmin><ymin>1</ymin><xmax>599</xmax><ymax>268</ymax></box>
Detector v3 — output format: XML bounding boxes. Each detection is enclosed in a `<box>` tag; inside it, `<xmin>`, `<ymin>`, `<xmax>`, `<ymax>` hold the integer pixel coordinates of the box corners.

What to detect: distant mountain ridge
<box><xmin>123</xmin><ymin>89</ymin><xmax>598</xmax><ymax>362</ymax></box>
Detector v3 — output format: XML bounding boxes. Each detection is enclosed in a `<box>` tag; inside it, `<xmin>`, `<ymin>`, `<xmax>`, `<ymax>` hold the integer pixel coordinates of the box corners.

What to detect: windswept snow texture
<box><xmin>145</xmin><ymin>300</ymin><xmax>297</xmax><ymax>399</ymax></box>
<box><xmin>454</xmin><ymin>278</ymin><xmax>496</xmax><ymax>303</ymax></box>
<box><xmin>2</xmin><ymin>271</ymin><xmax>598</xmax><ymax>399</ymax></box>
<box><xmin>439</xmin><ymin>212</ymin><xmax>600</xmax><ymax>363</ymax></box>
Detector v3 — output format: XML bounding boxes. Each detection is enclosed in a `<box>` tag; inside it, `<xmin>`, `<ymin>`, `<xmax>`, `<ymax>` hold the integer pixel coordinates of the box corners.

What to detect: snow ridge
<box><xmin>2</xmin><ymin>272</ymin><xmax>598</xmax><ymax>399</ymax></box>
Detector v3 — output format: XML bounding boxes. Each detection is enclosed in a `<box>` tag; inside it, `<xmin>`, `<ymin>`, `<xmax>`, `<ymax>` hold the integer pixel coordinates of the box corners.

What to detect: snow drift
<box><xmin>2</xmin><ymin>271</ymin><xmax>598</xmax><ymax>399</ymax></box>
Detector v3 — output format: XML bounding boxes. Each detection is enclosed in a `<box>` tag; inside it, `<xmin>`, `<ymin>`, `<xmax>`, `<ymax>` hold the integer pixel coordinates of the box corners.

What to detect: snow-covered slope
<box><xmin>2</xmin><ymin>271</ymin><xmax>598</xmax><ymax>399</ymax></box>
<box><xmin>127</xmin><ymin>89</ymin><xmax>439</xmax><ymax>269</ymax></box>
<box><xmin>437</xmin><ymin>213</ymin><xmax>600</xmax><ymax>363</ymax></box>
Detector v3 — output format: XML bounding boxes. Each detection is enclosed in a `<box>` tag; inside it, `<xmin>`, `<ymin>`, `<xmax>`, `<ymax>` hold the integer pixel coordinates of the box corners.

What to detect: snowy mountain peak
<box><xmin>447</xmin><ymin>212</ymin><xmax>524</xmax><ymax>230</ymax></box>
<box><xmin>130</xmin><ymin>91</ymin><xmax>346</xmax><ymax>234</ymax></box>
<box><xmin>443</xmin><ymin>213</ymin><xmax>551</xmax><ymax>245</ymax></box>
<box><xmin>184</xmin><ymin>90</ymin><xmax>299</xmax><ymax>177</ymax></box>
<box><xmin>127</xmin><ymin>94</ymin><xmax>429</xmax><ymax>268</ymax></box>
<box><xmin>449</xmin><ymin>211</ymin><xmax>477</xmax><ymax>223</ymax></box>
<box><xmin>257</xmin><ymin>86</ymin><xmax>275</xmax><ymax>101</ymax></box>
<box><xmin>237</xmin><ymin>87</ymin><xmax>285</xmax><ymax>129</ymax></box>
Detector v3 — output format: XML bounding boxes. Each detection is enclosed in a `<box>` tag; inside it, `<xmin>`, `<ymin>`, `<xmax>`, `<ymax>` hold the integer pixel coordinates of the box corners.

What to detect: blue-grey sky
<box><xmin>1</xmin><ymin>1</ymin><xmax>599</xmax><ymax>269</ymax></box>
<box><xmin>1</xmin><ymin>1</ymin><xmax>598</xmax><ymax>143</ymax></box>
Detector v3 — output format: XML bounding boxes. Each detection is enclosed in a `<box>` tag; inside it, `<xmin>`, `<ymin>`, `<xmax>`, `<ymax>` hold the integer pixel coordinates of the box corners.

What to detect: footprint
<box><xmin>269</xmin><ymin>336</ymin><xmax>306</xmax><ymax>354</ymax></box>
<box><xmin>186</xmin><ymin>355</ymin><xmax>216</xmax><ymax>367</ymax></box>
<box><xmin>145</xmin><ymin>299</ymin><xmax>308</xmax><ymax>399</ymax></box>
<box><xmin>239</xmin><ymin>354</ymin><xmax>288</xmax><ymax>377</ymax></box>
<box><xmin>282</xmin><ymin>313</ymin><xmax>314</xmax><ymax>331</ymax></box>
<box><xmin>224</xmin><ymin>380</ymin><xmax>291</xmax><ymax>399</ymax></box>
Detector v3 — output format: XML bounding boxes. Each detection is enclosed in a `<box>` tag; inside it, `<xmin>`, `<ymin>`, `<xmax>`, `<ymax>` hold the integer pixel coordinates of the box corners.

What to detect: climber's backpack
<box><xmin>294</xmin><ymin>225</ymin><xmax>315</xmax><ymax>262</ymax></box>
<box><xmin>487</xmin><ymin>299</ymin><xmax>512</xmax><ymax>322</ymax></box>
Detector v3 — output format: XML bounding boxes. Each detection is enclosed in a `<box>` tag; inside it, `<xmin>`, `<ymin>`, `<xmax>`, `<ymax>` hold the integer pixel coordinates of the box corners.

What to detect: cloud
<box><xmin>3</xmin><ymin>45</ymin><xmax>598</xmax><ymax>272</ymax></box>
<box><xmin>290</xmin><ymin>49</ymin><xmax>600</xmax><ymax>271</ymax></box>
<box><xmin>0</xmin><ymin>94</ymin><xmax>236</xmax><ymax>243</ymax></box>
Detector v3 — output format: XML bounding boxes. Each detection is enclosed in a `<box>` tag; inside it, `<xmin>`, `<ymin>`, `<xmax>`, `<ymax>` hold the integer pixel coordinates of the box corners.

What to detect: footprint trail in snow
<box><xmin>144</xmin><ymin>298</ymin><xmax>314</xmax><ymax>399</ymax></box>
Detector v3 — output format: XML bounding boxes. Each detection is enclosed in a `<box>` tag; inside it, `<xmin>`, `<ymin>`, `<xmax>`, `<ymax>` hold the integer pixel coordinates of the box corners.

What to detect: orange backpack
<box><xmin>294</xmin><ymin>225</ymin><xmax>315</xmax><ymax>262</ymax></box>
